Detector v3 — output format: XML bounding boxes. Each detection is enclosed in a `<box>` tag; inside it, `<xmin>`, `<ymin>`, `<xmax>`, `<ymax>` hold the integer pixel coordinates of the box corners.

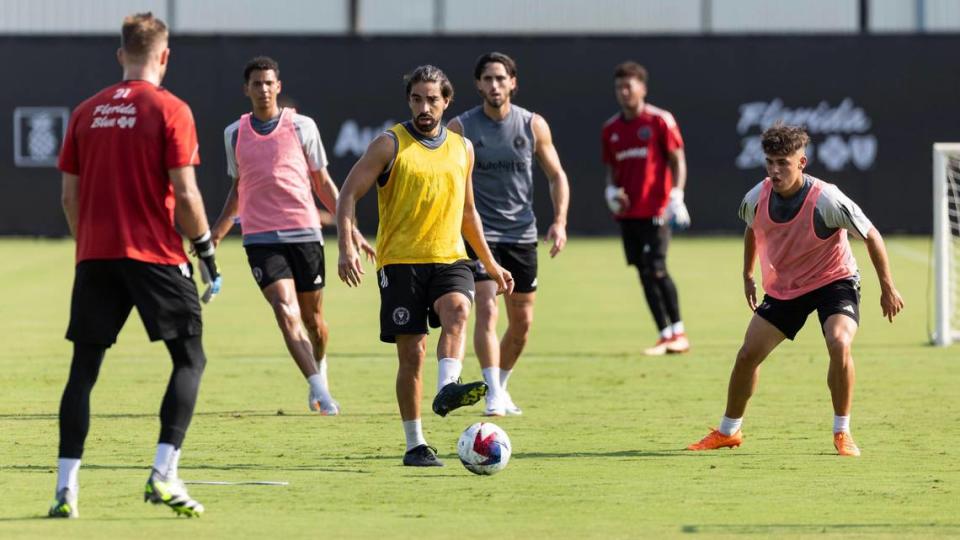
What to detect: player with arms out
<box><xmin>211</xmin><ymin>56</ymin><xmax>374</xmax><ymax>416</ymax></box>
<box><xmin>337</xmin><ymin>65</ymin><xmax>513</xmax><ymax>466</ymax></box>
<box><xmin>448</xmin><ymin>52</ymin><xmax>570</xmax><ymax>416</ymax></box>
<box><xmin>687</xmin><ymin>123</ymin><xmax>904</xmax><ymax>456</ymax></box>
<box><xmin>602</xmin><ymin>61</ymin><xmax>691</xmax><ymax>356</ymax></box>
<box><xmin>51</xmin><ymin>12</ymin><xmax>218</xmax><ymax>518</ymax></box>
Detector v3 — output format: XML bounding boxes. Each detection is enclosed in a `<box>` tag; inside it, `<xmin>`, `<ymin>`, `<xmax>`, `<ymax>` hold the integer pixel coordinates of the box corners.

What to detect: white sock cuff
<box><xmin>719</xmin><ymin>416</ymin><xmax>743</xmax><ymax>436</ymax></box>
<box><xmin>833</xmin><ymin>415</ymin><xmax>851</xmax><ymax>434</ymax></box>
<box><xmin>437</xmin><ymin>357</ymin><xmax>462</xmax><ymax>390</ymax></box>
<box><xmin>402</xmin><ymin>418</ymin><xmax>428</xmax><ymax>451</ymax></box>
<box><xmin>153</xmin><ymin>443</ymin><xmax>176</xmax><ymax>477</ymax></box>
<box><xmin>57</xmin><ymin>458</ymin><xmax>81</xmax><ymax>492</ymax></box>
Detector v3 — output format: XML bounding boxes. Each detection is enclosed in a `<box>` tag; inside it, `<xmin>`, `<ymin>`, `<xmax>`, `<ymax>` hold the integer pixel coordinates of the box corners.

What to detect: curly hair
<box><xmin>761</xmin><ymin>123</ymin><xmax>810</xmax><ymax>156</ymax></box>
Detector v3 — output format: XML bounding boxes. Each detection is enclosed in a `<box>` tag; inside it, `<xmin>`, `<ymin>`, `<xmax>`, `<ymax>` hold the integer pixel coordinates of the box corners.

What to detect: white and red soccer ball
<box><xmin>457</xmin><ymin>422</ymin><xmax>512</xmax><ymax>475</ymax></box>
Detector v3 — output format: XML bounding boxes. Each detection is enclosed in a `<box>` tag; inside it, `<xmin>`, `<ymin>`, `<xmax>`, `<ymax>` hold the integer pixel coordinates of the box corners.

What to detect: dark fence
<box><xmin>3</xmin><ymin>35</ymin><xmax>958</xmax><ymax>236</ymax></box>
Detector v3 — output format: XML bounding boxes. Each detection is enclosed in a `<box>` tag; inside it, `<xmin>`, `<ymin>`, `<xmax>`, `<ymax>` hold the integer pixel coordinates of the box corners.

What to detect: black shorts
<box><xmin>66</xmin><ymin>259</ymin><xmax>202</xmax><ymax>346</ymax></box>
<box><xmin>377</xmin><ymin>261</ymin><xmax>475</xmax><ymax>343</ymax></box>
<box><xmin>619</xmin><ymin>218</ymin><xmax>670</xmax><ymax>270</ymax></box>
<box><xmin>465</xmin><ymin>242</ymin><xmax>538</xmax><ymax>293</ymax></box>
<box><xmin>755</xmin><ymin>278</ymin><xmax>861</xmax><ymax>340</ymax></box>
<box><xmin>245</xmin><ymin>242</ymin><xmax>325</xmax><ymax>292</ymax></box>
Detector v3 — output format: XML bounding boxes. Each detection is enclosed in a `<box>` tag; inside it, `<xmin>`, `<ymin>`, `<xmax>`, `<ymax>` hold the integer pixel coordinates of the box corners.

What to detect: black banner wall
<box><xmin>2</xmin><ymin>35</ymin><xmax>958</xmax><ymax>236</ymax></box>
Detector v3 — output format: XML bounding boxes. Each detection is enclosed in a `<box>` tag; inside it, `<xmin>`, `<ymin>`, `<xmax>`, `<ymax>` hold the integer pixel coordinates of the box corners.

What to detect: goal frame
<box><xmin>932</xmin><ymin>143</ymin><xmax>960</xmax><ymax>346</ymax></box>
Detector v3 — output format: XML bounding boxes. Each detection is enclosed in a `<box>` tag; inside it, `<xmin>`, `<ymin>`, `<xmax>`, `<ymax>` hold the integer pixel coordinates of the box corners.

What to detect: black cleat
<box><xmin>432</xmin><ymin>380</ymin><xmax>488</xmax><ymax>417</ymax></box>
<box><xmin>403</xmin><ymin>445</ymin><xmax>444</xmax><ymax>467</ymax></box>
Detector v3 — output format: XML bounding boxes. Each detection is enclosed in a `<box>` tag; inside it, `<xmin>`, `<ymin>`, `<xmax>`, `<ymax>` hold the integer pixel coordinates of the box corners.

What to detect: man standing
<box><xmin>337</xmin><ymin>65</ymin><xmax>513</xmax><ymax>466</ymax></box>
<box><xmin>448</xmin><ymin>52</ymin><xmax>570</xmax><ymax>416</ymax></box>
<box><xmin>211</xmin><ymin>56</ymin><xmax>374</xmax><ymax>416</ymax></box>
<box><xmin>687</xmin><ymin>124</ymin><xmax>904</xmax><ymax>456</ymax></box>
<box><xmin>52</xmin><ymin>13</ymin><xmax>217</xmax><ymax>518</ymax></box>
<box><xmin>602</xmin><ymin>61</ymin><xmax>691</xmax><ymax>356</ymax></box>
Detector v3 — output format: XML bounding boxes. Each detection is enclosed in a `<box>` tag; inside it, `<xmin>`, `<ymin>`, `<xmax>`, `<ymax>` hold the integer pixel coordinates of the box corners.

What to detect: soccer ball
<box><xmin>457</xmin><ymin>422</ymin><xmax>512</xmax><ymax>475</ymax></box>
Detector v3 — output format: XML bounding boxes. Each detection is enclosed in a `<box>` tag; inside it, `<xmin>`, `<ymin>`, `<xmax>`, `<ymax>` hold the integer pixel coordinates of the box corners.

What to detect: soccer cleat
<box><xmin>687</xmin><ymin>428</ymin><xmax>743</xmax><ymax>451</ymax></box>
<box><xmin>644</xmin><ymin>337</ymin><xmax>671</xmax><ymax>356</ymax></box>
<box><xmin>403</xmin><ymin>444</ymin><xmax>444</xmax><ymax>467</ymax></box>
<box><xmin>834</xmin><ymin>431</ymin><xmax>861</xmax><ymax>457</ymax></box>
<box><xmin>47</xmin><ymin>487</ymin><xmax>78</xmax><ymax>518</ymax></box>
<box><xmin>144</xmin><ymin>469</ymin><xmax>204</xmax><ymax>517</ymax></box>
<box><xmin>483</xmin><ymin>395</ymin><xmax>506</xmax><ymax>417</ymax></box>
<box><xmin>431</xmin><ymin>379</ymin><xmax>488</xmax><ymax>417</ymax></box>
<box><xmin>666</xmin><ymin>333</ymin><xmax>691</xmax><ymax>354</ymax></box>
<box><xmin>308</xmin><ymin>387</ymin><xmax>340</xmax><ymax>416</ymax></box>
<box><xmin>502</xmin><ymin>391</ymin><xmax>523</xmax><ymax>416</ymax></box>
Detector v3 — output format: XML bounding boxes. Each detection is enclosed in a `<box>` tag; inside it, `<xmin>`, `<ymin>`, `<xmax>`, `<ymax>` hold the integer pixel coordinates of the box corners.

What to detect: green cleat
<box><xmin>144</xmin><ymin>469</ymin><xmax>204</xmax><ymax>517</ymax></box>
<box><xmin>47</xmin><ymin>487</ymin><xmax>78</xmax><ymax>518</ymax></box>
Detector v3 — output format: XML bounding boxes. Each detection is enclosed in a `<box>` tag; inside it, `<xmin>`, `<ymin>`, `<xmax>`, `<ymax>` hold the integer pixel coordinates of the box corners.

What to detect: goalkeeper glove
<box><xmin>665</xmin><ymin>188</ymin><xmax>691</xmax><ymax>230</ymax></box>
<box><xmin>604</xmin><ymin>185</ymin><xmax>624</xmax><ymax>214</ymax></box>
<box><xmin>191</xmin><ymin>231</ymin><xmax>222</xmax><ymax>303</ymax></box>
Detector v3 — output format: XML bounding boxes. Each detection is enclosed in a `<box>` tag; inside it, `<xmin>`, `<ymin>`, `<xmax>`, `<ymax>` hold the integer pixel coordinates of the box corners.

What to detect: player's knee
<box><xmin>825</xmin><ymin>332</ymin><xmax>853</xmax><ymax>358</ymax></box>
<box><xmin>444</xmin><ymin>301</ymin><xmax>471</xmax><ymax>328</ymax></box>
<box><xmin>270</xmin><ymin>299</ymin><xmax>301</xmax><ymax>328</ymax></box>
<box><xmin>734</xmin><ymin>345</ymin><xmax>762</xmax><ymax>368</ymax></box>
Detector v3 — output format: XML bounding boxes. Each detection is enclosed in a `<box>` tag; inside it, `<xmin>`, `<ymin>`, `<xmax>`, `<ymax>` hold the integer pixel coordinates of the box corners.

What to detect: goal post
<box><xmin>932</xmin><ymin>143</ymin><xmax>960</xmax><ymax>346</ymax></box>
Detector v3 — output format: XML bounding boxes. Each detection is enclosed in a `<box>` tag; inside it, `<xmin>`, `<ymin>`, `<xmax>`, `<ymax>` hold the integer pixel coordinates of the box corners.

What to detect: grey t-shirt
<box><xmin>738</xmin><ymin>175</ymin><xmax>874</xmax><ymax>240</ymax></box>
<box><xmin>223</xmin><ymin>109</ymin><xmax>329</xmax><ymax>245</ymax></box>
<box><xmin>456</xmin><ymin>104</ymin><xmax>537</xmax><ymax>244</ymax></box>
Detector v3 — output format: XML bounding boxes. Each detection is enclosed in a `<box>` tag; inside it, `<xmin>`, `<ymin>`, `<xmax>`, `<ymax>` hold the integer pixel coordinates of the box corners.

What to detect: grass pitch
<box><xmin>0</xmin><ymin>236</ymin><xmax>957</xmax><ymax>539</ymax></box>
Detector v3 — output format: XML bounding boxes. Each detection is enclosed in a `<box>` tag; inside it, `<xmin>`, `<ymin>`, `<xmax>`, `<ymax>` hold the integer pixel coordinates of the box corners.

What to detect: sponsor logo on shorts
<box><xmin>530</xmin><ymin>278</ymin><xmax>538</xmax><ymax>288</ymax></box>
<box><xmin>757</xmin><ymin>302</ymin><xmax>769</xmax><ymax>311</ymax></box>
<box><xmin>476</xmin><ymin>260</ymin><xmax>487</xmax><ymax>275</ymax></box>
<box><xmin>842</xmin><ymin>304</ymin><xmax>855</xmax><ymax>314</ymax></box>
<box><xmin>392</xmin><ymin>307</ymin><xmax>411</xmax><ymax>326</ymax></box>
<box><xmin>314</xmin><ymin>274</ymin><xmax>323</xmax><ymax>285</ymax></box>
<box><xmin>252</xmin><ymin>267</ymin><xmax>263</xmax><ymax>283</ymax></box>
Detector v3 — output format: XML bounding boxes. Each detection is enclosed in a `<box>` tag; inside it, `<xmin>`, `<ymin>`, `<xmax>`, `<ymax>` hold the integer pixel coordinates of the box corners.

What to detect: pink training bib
<box><xmin>753</xmin><ymin>178</ymin><xmax>857</xmax><ymax>300</ymax></box>
<box><xmin>235</xmin><ymin>110</ymin><xmax>320</xmax><ymax>235</ymax></box>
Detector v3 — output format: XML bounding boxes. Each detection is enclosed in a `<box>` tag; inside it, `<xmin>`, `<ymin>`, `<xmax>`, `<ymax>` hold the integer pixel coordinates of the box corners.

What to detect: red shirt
<box><xmin>601</xmin><ymin>104</ymin><xmax>683</xmax><ymax>219</ymax></box>
<box><xmin>59</xmin><ymin>80</ymin><xmax>200</xmax><ymax>264</ymax></box>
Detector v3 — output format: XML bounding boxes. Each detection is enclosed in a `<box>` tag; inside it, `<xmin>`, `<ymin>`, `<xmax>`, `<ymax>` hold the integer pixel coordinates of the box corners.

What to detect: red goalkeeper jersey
<box><xmin>601</xmin><ymin>104</ymin><xmax>684</xmax><ymax>219</ymax></box>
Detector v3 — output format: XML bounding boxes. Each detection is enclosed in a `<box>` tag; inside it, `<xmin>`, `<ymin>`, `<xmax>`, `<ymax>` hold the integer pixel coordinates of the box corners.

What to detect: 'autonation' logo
<box><xmin>735</xmin><ymin>98</ymin><xmax>877</xmax><ymax>172</ymax></box>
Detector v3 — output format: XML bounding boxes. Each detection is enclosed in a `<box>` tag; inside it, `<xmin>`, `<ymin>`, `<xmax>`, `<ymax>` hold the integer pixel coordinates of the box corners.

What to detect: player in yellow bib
<box><xmin>337</xmin><ymin>65</ymin><xmax>513</xmax><ymax>467</ymax></box>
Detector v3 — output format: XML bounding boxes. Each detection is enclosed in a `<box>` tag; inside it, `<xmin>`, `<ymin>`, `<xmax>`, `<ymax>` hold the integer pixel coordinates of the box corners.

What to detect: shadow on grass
<box><xmin>0</xmin><ymin>410</ymin><xmax>396</xmax><ymax>420</ymax></box>
<box><xmin>3</xmin><ymin>463</ymin><xmax>370</xmax><ymax>474</ymax></box>
<box><xmin>0</xmin><ymin>516</ymin><xmax>172</xmax><ymax>522</ymax></box>
<box><xmin>680</xmin><ymin>522</ymin><xmax>960</xmax><ymax>534</ymax></box>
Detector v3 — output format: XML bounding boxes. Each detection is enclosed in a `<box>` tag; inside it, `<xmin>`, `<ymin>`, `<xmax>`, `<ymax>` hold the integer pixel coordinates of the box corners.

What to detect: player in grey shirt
<box><xmin>448</xmin><ymin>52</ymin><xmax>570</xmax><ymax>416</ymax></box>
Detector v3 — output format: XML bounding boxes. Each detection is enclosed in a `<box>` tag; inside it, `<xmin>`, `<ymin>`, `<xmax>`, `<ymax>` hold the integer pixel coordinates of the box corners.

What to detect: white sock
<box><xmin>153</xmin><ymin>443</ymin><xmax>176</xmax><ymax>477</ymax></box>
<box><xmin>659</xmin><ymin>327</ymin><xmax>674</xmax><ymax>340</ymax></box>
<box><xmin>308</xmin><ymin>372</ymin><xmax>332</xmax><ymax>403</ymax></box>
<box><xmin>481</xmin><ymin>367</ymin><xmax>503</xmax><ymax>401</ymax></box>
<box><xmin>500</xmin><ymin>369</ymin><xmax>512</xmax><ymax>391</ymax></box>
<box><xmin>402</xmin><ymin>419</ymin><xmax>428</xmax><ymax>451</ymax></box>
<box><xmin>57</xmin><ymin>458</ymin><xmax>81</xmax><ymax>492</ymax></box>
<box><xmin>719</xmin><ymin>416</ymin><xmax>743</xmax><ymax>436</ymax></box>
<box><xmin>167</xmin><ymin>449</ymin><xmax>181</xmax><ymax>480</ymax></box>
<box><xmin>671</xmin><ymin>321</ymin><xmax>685</xmax><ymax>335</ymax></box>
<box><xmin>833</xmin><ymin>415</ymin><xmax>850</xmax><ymax>434</ymax></box>
<box><xmin>437</xmin><ymin>358</ymin><xmax>462</xmax><ymax>392</ymax></box>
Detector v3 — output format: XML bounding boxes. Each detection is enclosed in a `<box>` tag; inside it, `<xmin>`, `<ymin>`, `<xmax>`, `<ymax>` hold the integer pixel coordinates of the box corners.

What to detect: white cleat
<box><xmin>643</xmin><ymin>337</ymin><xmax>671</xmax><ymax>356</ymax></box>
<box><xmin>502</xmin><ymin>391</ymin><xmax>523</xmax><ymax>416</ymax></box>
<box><xmin>308</xmin><ymin>388</ymin><xmax>340</xmax><ymax>416</ymax></box>
<box><xmin>666</xmin><ymin>333</ymin><xmax>690</xmax><ymax>354</ymax></box>
<box><xmin>483</xmin><ymin>396</ymin><xmax>506</xmax><ymax>417</ymax></box>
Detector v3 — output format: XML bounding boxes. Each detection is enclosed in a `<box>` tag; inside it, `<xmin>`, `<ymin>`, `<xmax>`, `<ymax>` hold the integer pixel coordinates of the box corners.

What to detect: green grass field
<box><xmin>1</xmin><ymin>236</ymin><xmax>957</xmax><ymax>539</ymax></box>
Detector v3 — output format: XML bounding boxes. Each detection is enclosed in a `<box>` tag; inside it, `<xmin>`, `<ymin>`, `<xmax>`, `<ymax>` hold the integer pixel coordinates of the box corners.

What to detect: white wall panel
<box><xmin>0</xmin><ymin>0</ymin><xmax>167</xmax><ymax>34</ymax></box>
<box><xmin>869</xmin><ymin>0</ymin><xmax>916</xmax><ymax>33</ymax></box>
<box><xmin>174</xmin><ymin>0</ymin><xmax>348</xmax><ymax>34</ymax></box>
<box><xmin>359</xmin><ymin>0</ymin><xmax>435</xmax><ymax>34</ymax></box>
<box><xmin>925</xmin><ymin>0</ymin><xmax>960</xmax><ymax>32</ymax></box>
<box><xmin>442</xmin><ymin>0</ymin><xmax>702</xmax><ymax>34</ymax></box>
<box><xmin>711</xmin><ymin>0</ymin><xmax>859</xmax><ymax>33</ymax></box>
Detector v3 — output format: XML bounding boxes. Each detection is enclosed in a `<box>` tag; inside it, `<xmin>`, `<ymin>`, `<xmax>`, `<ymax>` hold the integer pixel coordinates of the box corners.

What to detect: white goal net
<box><xmin>932</xmin><ymin>143</ymin><xmax>960</xmax><ymax>345</ymax></box>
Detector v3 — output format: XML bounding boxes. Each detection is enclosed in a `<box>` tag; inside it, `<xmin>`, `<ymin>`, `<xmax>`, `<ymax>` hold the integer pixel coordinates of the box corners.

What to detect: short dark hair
<box><xmin>614</xmin><ymin>61</ymin><xmax>648</xmax><ymax>83</ymax></box>
<box><xmin>761</xmin><ymin>123</ymin><xmax>810</xmax><ymax>156</ymax></box>
<box><xmin>474</xmin><ymin>51</ymin><xmax>518</xmax><ymax>98</ymax></box>
<box><xmin>244</xmin><ymin>56</ymin><xmax>280</xmax><ymax>82</ymax></box>
<box><xmin>121</xmin><ymin>12</ymin><xmax>168</xmax><ymax>58</ymax></box>
<box><xmin>404</xmin><ymin>65</ymin><xmax>454</xmax><ymax>100</ymax></box>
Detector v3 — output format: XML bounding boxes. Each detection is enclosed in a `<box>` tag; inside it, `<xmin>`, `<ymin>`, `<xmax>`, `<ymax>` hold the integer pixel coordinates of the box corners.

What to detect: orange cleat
<box><xmin>834</xmin><ymin>431</ymin><xmax>861</xmax><ymax>457</ymax></box>
<box><xmin>687</xmin><ymin>428</ymin><xmax>743</xmax><ymax>451</ymax></box>
<box><xmin>667</xmin><ymin>333</ymin><xmax>690</xmax><ymax>354</ymax></box>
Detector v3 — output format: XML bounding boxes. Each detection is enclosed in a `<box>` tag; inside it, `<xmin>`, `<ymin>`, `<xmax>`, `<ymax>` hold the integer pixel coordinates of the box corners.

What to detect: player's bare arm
<box><xmin>60</xmin><ymin>173</ymin><xmax>79</xmax><ymax>238</ymax></box>
<box><xmin>668</xmin><ymin>148</ymin><xmax>687</xmax><ymax>191</ymax></box>
<box><xmin>532</xmin><ymin>114</ymin><xmax>569</xmax><ymax>258</ymax></box>
<box><xmin>210</xmin><ymin>176</ymin><xmax>239</xmax><ymax>245</ymax></box>
<box><xmin>336</xmin><ymin>133</ymin><xmax>393</xmax><ymax>287</ymax></box>
<box><xmin>862</xmin><ymin>227</ymin><xmax>905</xmax><ymax>322</ymax></box>
<box><xmin>170</xmin><ymin>166</ymin><xmax>211</xmax><ymax>238</ymax></box>
<box><xmin>312</xmin><ymin>168</ymin><xmax>376</xmax><ymax>262</ymax></box>
<box><xmin>461</xmin><ymin>139</ymin><xmax>514</xmax><ymax>295</ymax></box>
<box><xmin>743</xmin><ymin>225</ymin><xmax>758</xmax><ymax>311</ymax></box>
